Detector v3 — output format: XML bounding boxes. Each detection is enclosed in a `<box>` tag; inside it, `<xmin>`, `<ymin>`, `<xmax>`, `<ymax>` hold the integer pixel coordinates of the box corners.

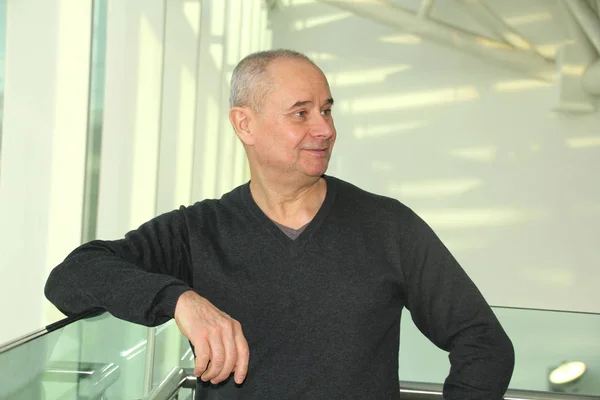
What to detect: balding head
<box><xmin>229</xmin><ymin>49</ymin><xmax>322</xmax><ymax>112</ymax></box>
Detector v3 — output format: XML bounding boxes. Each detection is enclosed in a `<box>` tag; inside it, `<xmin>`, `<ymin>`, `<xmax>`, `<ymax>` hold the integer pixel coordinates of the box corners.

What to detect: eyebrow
<box><xmin>285</xmin><ymin>97</ymin><xmax>335</xmax><ymax>111</ymax></box>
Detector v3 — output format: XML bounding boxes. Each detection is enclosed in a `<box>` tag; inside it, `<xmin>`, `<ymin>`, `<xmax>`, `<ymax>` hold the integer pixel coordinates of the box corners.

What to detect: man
<box><xmin>45</xmin><ymin>49</ymin><xmax>514</xmax><ymax>399</ymax></box>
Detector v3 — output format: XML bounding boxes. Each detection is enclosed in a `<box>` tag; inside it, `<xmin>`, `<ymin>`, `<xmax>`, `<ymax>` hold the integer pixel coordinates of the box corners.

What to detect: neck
<box><xmin>249</xmin><ymin>173</ymin><xmax>327</xmax><ymax>229</ymax></box>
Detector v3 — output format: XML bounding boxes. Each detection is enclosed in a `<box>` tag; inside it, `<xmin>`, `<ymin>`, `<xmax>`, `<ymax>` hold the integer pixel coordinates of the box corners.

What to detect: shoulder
<box><xmin>179</xmin><ymin>183</ymin><xmax>249</xmax><ymax>223</ymax></box>
<box><xmin>326</xmin><ymin>175</ymin><xmax>415</xmax><ymax>223</ymax></box>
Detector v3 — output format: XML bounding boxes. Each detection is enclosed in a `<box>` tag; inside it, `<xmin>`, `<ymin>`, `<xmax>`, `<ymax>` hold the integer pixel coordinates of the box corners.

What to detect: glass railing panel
<box><xmin>498</xmin><ymin>307</ymin><xmax>600</xmax><ymax>394</ymax></box>
<box><xmin>399</xmin><ymin>306</ymin><xmax>600</xmax><ymax>396</ymax></box>
<box><xmin>3</xmin><ymin>306</ymin><xmax>599</xmax><ymax>399</ymax></box>
<box><xmin>76</xmin><ymin>313</ymin><xmax>151</xmax><ymax>398</ymax></box>
<box><xmin>0</xmin><ymin>311</ymin><xmax>152</xmax><ymax>400</ymax></box>
<box><xmin>149</xmin><ymin>319</ymin><xmax>195</xmax><ymax>393</ymax></box>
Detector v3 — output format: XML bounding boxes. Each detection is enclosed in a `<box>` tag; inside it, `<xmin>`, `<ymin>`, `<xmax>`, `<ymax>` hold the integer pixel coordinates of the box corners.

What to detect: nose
<box><xmin>311</xmin><ymin>114</ymin><xmax>335</xmax><ymax>139</ymax></box>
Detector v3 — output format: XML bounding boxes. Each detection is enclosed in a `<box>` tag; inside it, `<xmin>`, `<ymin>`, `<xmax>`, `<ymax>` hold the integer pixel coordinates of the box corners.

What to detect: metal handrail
<box><xmin>144</xmin><ymin>368</ymin><xmax>600</xmax><ymax>400</ymax></box>
<box><xmin>0</xmin><ymin>308</ymin><xmax>104</xmax><ymax>354</ymax></box>
<box><xmin>0</xmin><ymin>327</ymin><xmax>50</xmax><ymax>354</ymax></box>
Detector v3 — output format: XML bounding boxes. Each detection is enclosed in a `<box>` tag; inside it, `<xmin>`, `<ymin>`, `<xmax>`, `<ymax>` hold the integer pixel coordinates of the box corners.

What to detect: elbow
<box><xmin>447</xmin><ymin>326</ymin><xmax>516</xmax><ymax>394</ymax></box>
<box><xmin>44</xmin><ymin>267</ymin><xmax>60</xmax><ymax>304</ymax></box>
<box><xmin>497</xmin><ymin>330</ymin><xmax>516</xmax><ymax>385</ymax></box>
<box><xmin>44</xmin><ymin>265</ymin><xmax>76</xmax><ymax>316</ymax></box>
<box><xmin>479</xmin><ymin>326</ymin><xmax>515</xmax><ymax>393</ymax></box>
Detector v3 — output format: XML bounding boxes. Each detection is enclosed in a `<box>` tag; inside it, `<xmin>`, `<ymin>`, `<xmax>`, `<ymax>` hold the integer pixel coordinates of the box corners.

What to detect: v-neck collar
<box><xmin>240</xmin><ymin>175</ymin><xmax>337</xmax><ymax>249</ymax></box>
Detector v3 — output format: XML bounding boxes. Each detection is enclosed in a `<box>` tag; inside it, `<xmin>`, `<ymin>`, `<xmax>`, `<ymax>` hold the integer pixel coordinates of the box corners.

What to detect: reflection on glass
<box><xmin>81</xmin><ymin>0</ymin><xmax>108</xmax><ymax>243</ymax></box>
<box><xmin>549</xmin><ymin>361</ymin><xmax>587</xmax><ymax>387</ymax></box>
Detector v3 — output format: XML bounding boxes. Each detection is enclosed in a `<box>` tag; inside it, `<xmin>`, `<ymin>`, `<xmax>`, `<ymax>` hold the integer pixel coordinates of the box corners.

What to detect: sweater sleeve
<box><xmin>44</xmin><ymin>207</ymin><xmax>194</xmax><ymax>327</ymax></box>
<box><xmin>399</xmin><ymin>208</ymin><xmax>515</xmax><ymax>399</ymax></box>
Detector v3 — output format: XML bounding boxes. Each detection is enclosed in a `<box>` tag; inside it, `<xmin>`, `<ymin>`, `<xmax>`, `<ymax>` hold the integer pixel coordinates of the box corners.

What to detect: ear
<box><xmin>229</xmin><ymin>106</ymin><xmax>255</xmax><ymax>146</ymax></box>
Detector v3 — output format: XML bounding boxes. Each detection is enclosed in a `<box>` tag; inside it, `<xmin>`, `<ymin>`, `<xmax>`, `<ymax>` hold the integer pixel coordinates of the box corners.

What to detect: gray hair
<box><xmin>229</xmin><ymin>49</ymin><xmax>320</xmax><ymax>111</ymax></box>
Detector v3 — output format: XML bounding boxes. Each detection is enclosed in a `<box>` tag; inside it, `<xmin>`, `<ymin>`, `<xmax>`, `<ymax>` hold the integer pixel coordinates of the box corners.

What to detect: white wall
<box><xmin>268</xmin><ymin>0</ymin><xmax>600</xmax><ymax>391</ymax></box>
<box><xmin>0</xmin><ymin>0</ymin><xmax>92</xmax><ymax>345</ymax></box>
<box><xmin>269</xmin><ymin>0</ymin><xmax>600</xmax><ymax>314</ymax></box>
<box><xmin>0</xmin><ymin>0</ymin><xmax>269</xmax><ymax>346</ymax></box>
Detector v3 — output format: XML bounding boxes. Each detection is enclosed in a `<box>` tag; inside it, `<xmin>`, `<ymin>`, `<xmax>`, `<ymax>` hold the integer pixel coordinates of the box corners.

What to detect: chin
<box><xmin>297</xmin><ymin>159</ymin><xmax>330</xmax><ymax>178</ymax></box>
<box><xmin>304</xmin><ymin>167</ymin><xmax>329</xmax><ymax>177</ymax></box>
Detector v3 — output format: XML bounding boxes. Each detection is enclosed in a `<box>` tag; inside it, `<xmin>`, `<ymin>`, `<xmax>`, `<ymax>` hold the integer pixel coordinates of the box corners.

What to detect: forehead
<box><xmin>265</xmin><ymin>58</ymin><xmax>331</xmax><ymax>104</ymax></box>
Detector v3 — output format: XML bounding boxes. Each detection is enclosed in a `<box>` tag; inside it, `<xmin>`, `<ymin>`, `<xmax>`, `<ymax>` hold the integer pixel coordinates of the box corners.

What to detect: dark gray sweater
<box><xmin>45</xmin><ymin>175</ymin><xmax>514</xmax><ymax>399</ymax></box>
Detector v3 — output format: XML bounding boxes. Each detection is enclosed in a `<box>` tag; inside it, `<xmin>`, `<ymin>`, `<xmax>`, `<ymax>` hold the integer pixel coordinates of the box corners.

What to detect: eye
<box><xmin>321</xmin><ymin>109</ymin><xmax>332</xmax><ymax>116</ymax></box>
<box><xmin>295</xmin><ymin>110</ymin><xmax>307</xmax><ymax>118</ymax></box>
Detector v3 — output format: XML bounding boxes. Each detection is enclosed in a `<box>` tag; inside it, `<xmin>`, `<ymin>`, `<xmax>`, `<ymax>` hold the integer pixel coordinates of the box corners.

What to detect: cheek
<box><xmin>282</xmin><ymin>128</ymin><xmax>307</xmax><ymax>148</ymax></box>
<box><xmin>255</xmin><ymin>125</ymin><xmax>279</xmax><ymax>150</ymax></box>
<box><xmin>257</xmin><ymin>130</ymin><xmax>294</xmax><ymax>163</ymax></box>
<box><xmin>255</xmin><ymin>119</ymin><xmax>306</xmax><ymax>156</ymax></box>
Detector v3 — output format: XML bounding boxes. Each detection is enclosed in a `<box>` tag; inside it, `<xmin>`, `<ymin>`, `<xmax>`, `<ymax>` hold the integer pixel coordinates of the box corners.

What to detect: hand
<box><xmin>174</xmin><ymin>290</ymin><xmax>249</xmax><ymax>385</ymax></box>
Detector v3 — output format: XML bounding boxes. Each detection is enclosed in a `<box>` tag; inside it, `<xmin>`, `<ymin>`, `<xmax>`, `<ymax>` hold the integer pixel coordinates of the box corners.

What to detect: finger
<box><xmin>201</xmin><ymin>333</ymin><xmax>225</xmax><ymax>382</ymax></box>
<box><xmin>233</xmin><ymin>323</ymin><xmax>250</xmax><ymax>384</ymax></box>
<box><xmin>194</xmin><ymin>340</ymin><xmax>211</xmax><ymax>378</ymax></box>
<box><xmin>214</xmin><ymin>323</ymin><xmax>237</xmax><ymax>383</ymax></box>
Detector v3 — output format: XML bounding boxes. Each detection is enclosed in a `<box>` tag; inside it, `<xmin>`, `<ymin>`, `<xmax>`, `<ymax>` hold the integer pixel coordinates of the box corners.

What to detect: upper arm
<box><xmin>65</xmin><ymin>206</ymin><xmax>193</xmax><ymax>285</ymax></box>
<box><xmin>396</xmin><ymin>207</ymin><xmax>514</xmax><ymax>395</ymax></box>
<box><xmin>398</xmin><ymin>208</ymin><xmax>502</xmax><ymax>350</ymax></box>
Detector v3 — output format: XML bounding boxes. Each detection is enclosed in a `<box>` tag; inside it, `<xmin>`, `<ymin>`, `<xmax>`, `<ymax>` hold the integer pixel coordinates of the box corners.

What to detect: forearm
<box><xmin>443</xmin><ymin>323</ymin><xmax>515</xmax><ymax>399</ymax></box>
<box><xmin>45</xmin><ymin>243</ymin><xmax>192</xmax><ymax>326</ymax></box>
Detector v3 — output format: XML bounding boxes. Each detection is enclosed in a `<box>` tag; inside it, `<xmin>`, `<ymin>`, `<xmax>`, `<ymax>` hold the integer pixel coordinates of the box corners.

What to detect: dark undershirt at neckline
<box><xmin>272</xmin><ymin>221</ymin><xmax>309</xmax><ymax>240</ymax></box>
<box><xmin>240</xmin><ymin>175</ymin><xmax>337</xmax><ymax>248</ymax></box>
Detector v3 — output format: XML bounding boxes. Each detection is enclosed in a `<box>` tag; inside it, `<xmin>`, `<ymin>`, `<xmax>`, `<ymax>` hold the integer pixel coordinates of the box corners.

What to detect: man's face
<box><xmin>249</xmin><ymin>58</ymin><xmax>336</xmax><ymax>179</ymax></box>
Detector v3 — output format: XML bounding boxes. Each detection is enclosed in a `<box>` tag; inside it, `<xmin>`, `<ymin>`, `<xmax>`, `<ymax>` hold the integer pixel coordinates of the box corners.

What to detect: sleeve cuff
<box><xmin>154</xmin><ymin>284</ymin><xmax>193</xmax><ymax>319</ymax></box>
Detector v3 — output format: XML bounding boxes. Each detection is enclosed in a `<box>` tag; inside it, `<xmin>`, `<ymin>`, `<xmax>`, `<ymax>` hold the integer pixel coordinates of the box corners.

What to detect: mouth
<box><xmin>304</xmin><ymin>148</ymin><xmax>329</xmax><ymax>156</ymax></box>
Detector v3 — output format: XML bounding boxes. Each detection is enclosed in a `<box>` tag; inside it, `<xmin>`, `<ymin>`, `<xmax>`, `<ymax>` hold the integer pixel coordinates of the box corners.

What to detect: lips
<box><xmin>304</xmin><ymin>148</ymin><xmax>329</xmax><ymax>158</ymax></box>
<box><xmin>303</xmin><ymin>144</ymin><xmax>329</xmax><ymax>151</ymax></box>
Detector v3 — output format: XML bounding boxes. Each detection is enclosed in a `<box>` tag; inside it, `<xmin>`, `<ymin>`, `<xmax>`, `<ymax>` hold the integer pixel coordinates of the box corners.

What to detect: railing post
<box><xmin>143</xmin><ymin>327</ymin><xmax>158</xmax><ymax>396</ymax></box>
